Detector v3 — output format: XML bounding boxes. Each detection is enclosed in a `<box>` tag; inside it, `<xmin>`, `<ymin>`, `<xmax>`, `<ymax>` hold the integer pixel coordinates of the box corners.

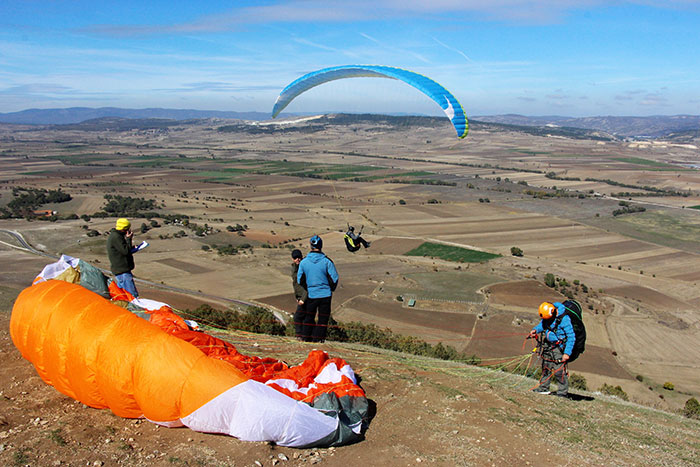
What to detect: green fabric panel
<box><xmin>303</xmin><ymin>393</ymin><xmax>368</xmax><ymax>447</ymax></box>
<box><xmin>78</xmin><ymin>259</ymin><xmax>110</xmax><ymax>298</ymax></box>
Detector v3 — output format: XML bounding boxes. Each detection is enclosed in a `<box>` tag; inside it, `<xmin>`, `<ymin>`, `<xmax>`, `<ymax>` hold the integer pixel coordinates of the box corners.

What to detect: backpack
<box><xmin>554</xmin><ymin>299</ymin><xmax>586</xmax><ymax>362</ymax></box>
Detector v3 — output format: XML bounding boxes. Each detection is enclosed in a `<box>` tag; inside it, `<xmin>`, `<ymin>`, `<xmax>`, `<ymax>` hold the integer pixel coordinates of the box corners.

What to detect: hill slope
<box><xmin>474</xmin><ymin>114</ymin><xmax>700</xmax><ymax>139</ymax></box>
<box><xmin>1</xmin><ymin>285</ymin><xmax>699</xmax><ymax>466</ymax></box>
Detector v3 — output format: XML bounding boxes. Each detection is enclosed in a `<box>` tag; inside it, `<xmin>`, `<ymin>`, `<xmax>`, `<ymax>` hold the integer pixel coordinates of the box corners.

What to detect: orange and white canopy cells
<box><xmin>11</xmin><ymin>263</ymin><xmax>367</xmax><ymax>447</ymax></box>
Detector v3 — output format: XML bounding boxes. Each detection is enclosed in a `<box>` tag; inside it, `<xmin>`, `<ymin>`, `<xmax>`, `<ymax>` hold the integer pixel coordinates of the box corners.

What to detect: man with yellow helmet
<box><xmin>107</xmin><ymin>218</ymin><xmax>139</xmax><ymax>297</ymax></box>
<box><xmin>528</xmin><ymin>301</ymin><xmax>576</xmax><ymax>397</ymax></box>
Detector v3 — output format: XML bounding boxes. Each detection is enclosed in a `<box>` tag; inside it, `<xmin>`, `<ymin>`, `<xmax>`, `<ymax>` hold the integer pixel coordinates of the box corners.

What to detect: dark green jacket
<box><xmin>107</xmin><ymin>228</ymin><xmax>134</xmax><ymax>275</ymax></box>
<box><xmin>291</xmin><ymin>262</ymin><xmax>308</xmax><ymax>302</ymax></box>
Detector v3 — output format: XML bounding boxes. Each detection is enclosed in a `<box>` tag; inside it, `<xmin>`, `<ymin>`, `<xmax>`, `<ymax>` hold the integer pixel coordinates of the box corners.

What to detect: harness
<box><xmin>344</xmin><ymin>234</ymin><xmax>360</xmax><ymax>252</ymax></box>
<box><xmin>537</xmin><ymin>317</ymin><xmax>567</xmax><ymax>357</ymax></box>
<box><xmin>344</xmin><ymin>224</ymin><xmax>363</xmax><ymax>252</ymax></box>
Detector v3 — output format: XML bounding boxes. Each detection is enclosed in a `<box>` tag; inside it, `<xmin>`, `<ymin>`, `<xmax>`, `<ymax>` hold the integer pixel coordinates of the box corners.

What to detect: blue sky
<box><xmin>1</xmin><ymin>0</ymin><xmax>699</xmax><ymax>117</ymax></box>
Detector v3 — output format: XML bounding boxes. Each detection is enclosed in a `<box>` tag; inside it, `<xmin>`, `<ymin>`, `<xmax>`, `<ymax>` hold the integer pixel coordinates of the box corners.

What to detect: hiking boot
<box><xmin>366</xmin><ymin>242</ymin><xmax>371</xmax><ymax>248</ymax></box>
<box><xmin>532</xmin><ymin>388</ymin><xmax>551</xmax><ymax>395</ymax></box>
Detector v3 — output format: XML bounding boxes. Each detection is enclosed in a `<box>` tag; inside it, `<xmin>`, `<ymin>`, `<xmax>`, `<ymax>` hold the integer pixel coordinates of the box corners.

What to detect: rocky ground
<box><xmin>2</xmin><ymin>284</ymin><xmax>700</xmax><ymax>466</ymax></box>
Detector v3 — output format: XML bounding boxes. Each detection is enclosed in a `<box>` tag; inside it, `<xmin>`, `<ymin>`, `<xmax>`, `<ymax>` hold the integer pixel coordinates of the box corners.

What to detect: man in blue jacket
<box><xmin>528</xmin><ymin>301</ymin><xmax>576</xmax><ymax>397</ymax></box>
<box><xmin>297</xmin><ymin>235</ymin><xmax>339</xmax><ymax>342</ymax></box>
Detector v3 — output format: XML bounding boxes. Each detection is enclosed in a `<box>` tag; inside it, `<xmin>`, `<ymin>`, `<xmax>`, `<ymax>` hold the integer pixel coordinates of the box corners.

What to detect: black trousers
<box><xmin>353</xmin><ymin>235</ymin><xmax>370</xmax><ymax>248</ymax></box>
<box><xmin>303</xmin><ymin>296</ymin><xmax>332</xmax><ymax>342</ymax></box>
<box><xmin>293</xmin><ymin>302</ymin><xmax>306</xmax><ymax>339</ymax></box>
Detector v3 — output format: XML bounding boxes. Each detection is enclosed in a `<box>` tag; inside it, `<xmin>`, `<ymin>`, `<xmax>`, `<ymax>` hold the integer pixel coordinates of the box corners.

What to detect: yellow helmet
<box><xmin>538</xmin><ymin>302</ymin><xmax>556</xmax><ymax>319</ymax></box>
<box><xmin>115</xmin><ymin>218</ymin><xmax>131</xmax><ymax>231</ymax></box>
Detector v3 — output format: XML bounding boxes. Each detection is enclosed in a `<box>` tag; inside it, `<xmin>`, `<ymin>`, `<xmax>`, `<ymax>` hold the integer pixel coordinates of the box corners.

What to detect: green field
<box><xmin>613</xmin><ymin>211</ymin><xmax>700</xmax><ymax>244</ymax></box>
<box><xmin>47</xmin><ymin>154</ymin><xmax>110</xmax><ymax>164</ymax></box>
<box><xmin>549</xmin><ymin>153</ymin><xmax>598</xmax><ymax>158</ymax></box>
<box><xmin>405</xmin><ymin>242</ymin><xmax>501</xmax><ymax>263</ymax></box>
<box><xmin>41</xmin><ymin>153</ymin><xmax>445</xmax><ymax>183</ymax></box>
<box><xmin>612</xmin><ymin>157</ymin><xmax>684</xmax><ymax>170</ymax></box>
<box><xmin>387</xmin><ymin>271</ymin><xmax>503</xmax><ymax>302</ymax></box>
<box><xmin>508</xmin><ymin>149</ymin><xmax>552</xmax><ymax>156</ymax></box>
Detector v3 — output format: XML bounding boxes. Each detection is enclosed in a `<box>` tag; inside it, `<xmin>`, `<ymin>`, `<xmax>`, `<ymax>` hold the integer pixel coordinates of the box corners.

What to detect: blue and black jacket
<box><xmin>297</xmin><ymin>251</ymin><xmax>339</xmax><ymax>299</ymax></box>
<box><xmin>533</xmin><ymin>302</ymin><xmax>576</xmax><ymax>356</ymax></box>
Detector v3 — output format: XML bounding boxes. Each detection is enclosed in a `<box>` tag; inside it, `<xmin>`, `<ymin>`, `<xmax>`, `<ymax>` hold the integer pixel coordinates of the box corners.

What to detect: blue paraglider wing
<box><xmin>272</xmin><ymin>65</ymin><xmax>468</xmax><ymax>139</ymax></box>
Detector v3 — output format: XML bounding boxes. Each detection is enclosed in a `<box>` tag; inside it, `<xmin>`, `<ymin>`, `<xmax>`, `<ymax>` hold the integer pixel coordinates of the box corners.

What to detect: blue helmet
<box><xmin>310</xmin><ymin>235</ymin><xmax>323</xmax><ymax>249</ymax></box>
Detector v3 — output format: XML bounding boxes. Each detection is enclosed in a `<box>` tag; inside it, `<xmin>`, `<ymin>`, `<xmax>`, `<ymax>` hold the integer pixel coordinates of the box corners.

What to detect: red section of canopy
<box><xmin>108</xmin><ymin>282</ymin><xmax>365</xmax><ymax>401</ymax></box>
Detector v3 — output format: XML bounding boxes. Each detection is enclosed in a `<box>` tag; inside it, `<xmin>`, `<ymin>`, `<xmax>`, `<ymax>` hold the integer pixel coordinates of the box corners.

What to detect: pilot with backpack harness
<box><xmin>528</xmin><ymin>301</ymin><xmax>585</xmax><ymax>397</ymax></box>
<box><xmin>344</xmin><ymin>225</ymin><xmax>370</xmax><ymax>252</ymax></box>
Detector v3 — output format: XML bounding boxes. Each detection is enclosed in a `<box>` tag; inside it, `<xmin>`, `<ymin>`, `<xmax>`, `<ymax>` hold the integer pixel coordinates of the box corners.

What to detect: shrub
<box><xmin>663</xmin><ymin>382</ymin><xmax>675</xmax><ymax>391</ymax></box>
<box><xmin>684</xmin><ymin>398</ymin><xmax>700</xmax><ymax>419</ymax></box>
<box><xmin>48</xmin><ymin>428</ymin><xmax>67</xmax><ymax>446</ymax></box>
<box><xmin>635</xmin><ymin>374</ymin><xmax>644</xmax><ymax>382</ymax></box>
<box><xmin>182</xmin><ymin>304</ymin><xmax>285</xmax><ymax>335</ymax></box>
<box><xmin>399</xmin><ymin>199</ymin><xmax>406</xmax><ymax>205</ymax></box>
<box><xmin>599</xmin><ymin>383</ymin><xmax>628</xmax><ymax>400</ymax></box>
<box><xmin>182</xmin><ymin>304</ymin><xmax>233</xmax><ymax>329</ymax></box>
<box><xmin>317</xmin><ymin>319</ymin><xmax>478</xmax><ymax>363</ymax></box>
<box><xmin>544</xmin><ymin>273</ymin><xmax>556</xmax><ymax>288</ymax></box>
<box><xmin>102</xmin><ymin>194</ymin><xmax>157</xmax><ymax>216</ymax></box>
<box><xmin>237</xmin><ymin>306</ymin><xmax>287</xmax><ymax>335</ymax></box>
<box><xmin>216</xmin><ymin>244</ymin><xmax>238</xmax><ymax>255</ymax></box>
<box><xmin>186</xmin><ymin>306</ymin><xmax>486</xmax><ymax>367</ymax></box>
<box><xmin>510</xmin><ymin>246</ymin><xmax>523</xmax><ymax>257</ymax></box>
<box><xmin>570</xmin><ymin>373</ymin><xmax>588</xmax><ymax>390</ymax></box>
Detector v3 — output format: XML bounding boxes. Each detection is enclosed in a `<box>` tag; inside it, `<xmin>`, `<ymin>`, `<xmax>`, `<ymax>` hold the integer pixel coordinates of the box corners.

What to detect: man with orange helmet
<box><xmin>528</xmin><ymin>301</ymin><xmax>576</xmax><ymax>397</ymax></box>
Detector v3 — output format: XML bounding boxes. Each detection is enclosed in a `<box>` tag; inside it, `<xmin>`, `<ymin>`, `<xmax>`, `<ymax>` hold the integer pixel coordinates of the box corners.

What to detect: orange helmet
<box><xmin>538</xmin><ymin>302</ymin><xmax>556</xmax><ymax>319</ymax></box>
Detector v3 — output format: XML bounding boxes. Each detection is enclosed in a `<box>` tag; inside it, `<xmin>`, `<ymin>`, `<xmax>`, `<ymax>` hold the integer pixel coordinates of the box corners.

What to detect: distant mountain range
<box><xmin>1</xmin><ymin>107</ymin><xmax>699</xmax><ymax>139</ymax></box>
<box><xmin>0</xmin><ymin>107</ymin><xmax>270</xmax><ymax>125</ymax></box>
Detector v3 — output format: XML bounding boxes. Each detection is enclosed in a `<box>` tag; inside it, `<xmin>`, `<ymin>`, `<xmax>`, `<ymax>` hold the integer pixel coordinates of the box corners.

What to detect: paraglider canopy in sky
<box><xmin>272</xmin><ymin>65</ymin><xmax>468</xmax><ymax>139</ymax></box>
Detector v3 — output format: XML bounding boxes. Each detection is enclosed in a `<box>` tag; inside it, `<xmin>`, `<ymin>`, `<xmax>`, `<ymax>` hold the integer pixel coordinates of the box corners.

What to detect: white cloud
<box><xmin>81</xmin><ymin>0</ymin><xmax>666</xmax><ymax>38</ymax></box>
<box><xmin>359</xmin><ymin>33</ymin><xmax>431</xmax><ymax>64</ymax></box>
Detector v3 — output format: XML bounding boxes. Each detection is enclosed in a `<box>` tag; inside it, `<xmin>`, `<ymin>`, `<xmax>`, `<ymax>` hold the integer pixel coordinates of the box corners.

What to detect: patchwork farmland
<box><xmin>1</xmin><ymin>117</ymin><xmax>699</xmax><ymax>411</ymax></box>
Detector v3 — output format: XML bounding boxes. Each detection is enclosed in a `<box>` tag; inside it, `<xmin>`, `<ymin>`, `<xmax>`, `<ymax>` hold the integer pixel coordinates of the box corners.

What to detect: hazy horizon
<box><xmin>2</xmin><ymin>106</ymin><xmax>700</xmax><ymax>120</ymax></box>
